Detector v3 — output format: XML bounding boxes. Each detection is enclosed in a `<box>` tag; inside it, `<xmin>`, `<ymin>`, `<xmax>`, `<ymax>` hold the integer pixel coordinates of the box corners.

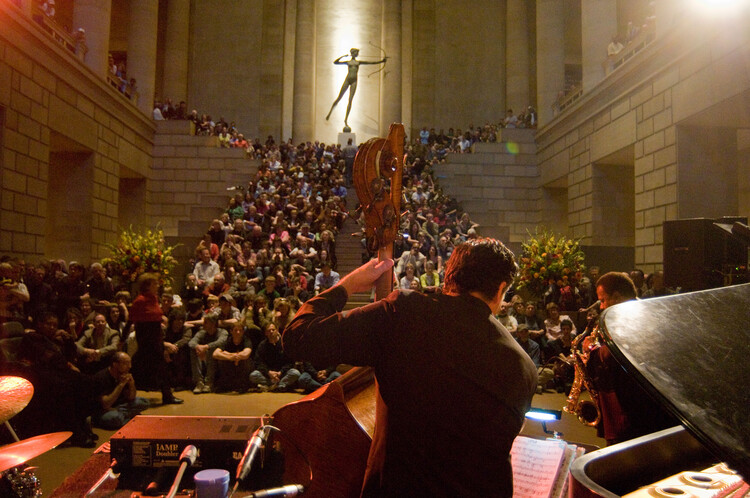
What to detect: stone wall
<box><xmin>150</xmin><ymin>120</ymin><xmax>257</xmax><ymax>238</ymax></box>
<box><xmin>410</xmin><ymin>0</ymin><xmax>507</xmax><ymax>138</ymax></box>
<box><xmin>433</xmin><ymin>129</ymin><xmax>539</xmax><ymax>248</ymax></box>
<box><xmin>0</xmin><ymin>4</ymin><xmax>153</xmax><ymax>263</ymax></box>
<box><xmin>188</xmin><ymin>0</ymin><xmax>284</xmax><ymax>142</ymax></box>
<box><xmin>535</xmin><ymin>15</ymin><xmax>750</xmax><ymax>273</ymax></box>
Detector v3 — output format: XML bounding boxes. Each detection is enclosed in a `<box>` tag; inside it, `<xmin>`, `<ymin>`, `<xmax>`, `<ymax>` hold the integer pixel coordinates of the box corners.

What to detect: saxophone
<box><xmin>563</xmin><ymin>325</ymin><xmax>602</xmax><ymax>427</ymax></box>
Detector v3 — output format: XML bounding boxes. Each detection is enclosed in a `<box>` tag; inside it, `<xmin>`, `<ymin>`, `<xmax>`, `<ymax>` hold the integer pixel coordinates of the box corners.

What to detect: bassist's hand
<box><xmin>338</xmin><ymin>258</ymin><xmax>394</xmax><ymax>296</ymax></box>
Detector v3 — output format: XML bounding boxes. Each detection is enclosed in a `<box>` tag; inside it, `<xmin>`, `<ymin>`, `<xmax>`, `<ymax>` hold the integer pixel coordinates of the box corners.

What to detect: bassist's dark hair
<box><xmin>443</xmin><ymin>238</ymin><xmax>517</xmax><ymax>301</ymax></box>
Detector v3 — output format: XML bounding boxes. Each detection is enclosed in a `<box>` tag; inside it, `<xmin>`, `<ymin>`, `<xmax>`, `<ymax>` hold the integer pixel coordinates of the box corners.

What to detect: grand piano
<box><xmin>570</xmin><ymin>282</ymin><xmax>750</xmax><ymax>497</ymax></box>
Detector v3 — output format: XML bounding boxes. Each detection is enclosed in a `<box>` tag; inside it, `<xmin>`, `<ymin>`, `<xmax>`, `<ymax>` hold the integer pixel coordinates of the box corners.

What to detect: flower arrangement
<box><xmin>516</xmin><ymin>229</ymin><xmax>586</xmax><ymax>298</ymax></box>
<box><xmin>103</xmin><ymin>226</ymin><xmax>179</xmax><ymax>287</ymax></box>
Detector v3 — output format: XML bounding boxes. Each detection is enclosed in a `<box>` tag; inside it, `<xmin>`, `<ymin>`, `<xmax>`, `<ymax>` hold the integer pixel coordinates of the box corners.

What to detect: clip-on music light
<box><xmin>525</xmin><ymin>408</ymin><xmax>563</xmax><ymax>439</ymax></box>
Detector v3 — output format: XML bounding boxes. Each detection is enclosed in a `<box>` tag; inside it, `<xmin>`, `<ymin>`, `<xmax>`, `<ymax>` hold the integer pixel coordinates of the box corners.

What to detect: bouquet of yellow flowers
<box><xmin>103</xmin><ymin>226</ymin><xmax>179</xmax><ymax>286</ymax></box>
<box><xmin>516</xmin><ymin>229</ymin><xmax>586</xmax><ymax>298</ymax></box>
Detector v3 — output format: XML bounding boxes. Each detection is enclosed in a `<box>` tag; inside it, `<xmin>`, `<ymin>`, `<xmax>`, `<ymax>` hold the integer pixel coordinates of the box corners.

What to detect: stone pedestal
<box><xmin>338</xmin><ymin>132</ymin><xmax>357</xmax><ymax>147</ymax></box>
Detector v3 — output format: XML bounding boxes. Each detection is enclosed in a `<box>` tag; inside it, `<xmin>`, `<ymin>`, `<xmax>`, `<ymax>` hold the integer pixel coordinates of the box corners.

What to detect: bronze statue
<box><xmin>326</xmin><ymin>48</ymin><xmax>387</xmax><ymax>132</ymax></box>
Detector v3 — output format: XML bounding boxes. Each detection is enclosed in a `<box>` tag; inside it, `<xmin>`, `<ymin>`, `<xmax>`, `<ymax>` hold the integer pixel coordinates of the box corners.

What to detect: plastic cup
<box><xmin>194</xmin><ymin>468</ymin><xmax>230</xmax><ymax>498</ymax></box>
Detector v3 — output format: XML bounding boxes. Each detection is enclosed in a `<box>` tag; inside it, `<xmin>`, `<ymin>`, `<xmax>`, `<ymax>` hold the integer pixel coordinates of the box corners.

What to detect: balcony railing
<box><xmin>603</xmin><ymin>21</ymin><xmax>657</xmax><ymax>77</ymax></box>
<box><xmin>30</xmin><ymin>5</ymin><xmax>85</xmax><ymax>59</ymax></box>
<box><xmin>555</xmin><ymin>84</ymin><xmax>583</xmax><ymax>115</ymax></box>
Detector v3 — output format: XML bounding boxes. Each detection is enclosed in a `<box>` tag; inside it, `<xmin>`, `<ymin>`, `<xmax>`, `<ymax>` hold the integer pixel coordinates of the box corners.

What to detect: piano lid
<box><xmin>599</xmin><ymin>283</ymin><xmax>750</xmax><ymax>480</ymax></box>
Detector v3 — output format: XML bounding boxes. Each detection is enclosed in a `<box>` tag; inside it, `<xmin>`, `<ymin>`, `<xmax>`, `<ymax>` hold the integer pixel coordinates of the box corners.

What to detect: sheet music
<box><xmin>510</xmin><ymin>437</ymin><xmax>568</xmax><ymax>498</ymax></box>
<box><xmin>550</xmin><ymin>444</ymin><xmax>578</xmax><ymax>498</ymax></box>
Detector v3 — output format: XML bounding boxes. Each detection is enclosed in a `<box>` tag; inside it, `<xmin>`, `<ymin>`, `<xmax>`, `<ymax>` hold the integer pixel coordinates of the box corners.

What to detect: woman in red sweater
<box><xmin>130</xmin><ymin>273</ymin><xmax>183</xmax><ymax>404</ymax></box>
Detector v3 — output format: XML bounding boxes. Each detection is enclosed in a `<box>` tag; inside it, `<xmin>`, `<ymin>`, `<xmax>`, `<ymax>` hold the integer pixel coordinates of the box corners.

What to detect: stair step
<box><xmin>178</xmin><ymin>220</ymin><xmax>208</xmax><ymax>238</ymax></box>
<box><xmin>191</xmin><ymin>205</ymin><xmax>224</xmax><ymax>222</ymax></box>
<box><xmin>202</xmin><ymin>194</ymin><xmax>232</xmax><ymax>208</ymax></box>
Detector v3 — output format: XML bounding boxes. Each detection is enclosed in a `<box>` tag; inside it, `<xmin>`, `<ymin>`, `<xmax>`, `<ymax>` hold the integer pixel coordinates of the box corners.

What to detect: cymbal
<box><xmin>0</xmin><ymin>376</ymin><xmax>33</xmax><ymax>424</ymax></box>
<box><xmin>0</xmin><ymin>432</ymin><xmax>72</xmax><ymax>473</ymax></box>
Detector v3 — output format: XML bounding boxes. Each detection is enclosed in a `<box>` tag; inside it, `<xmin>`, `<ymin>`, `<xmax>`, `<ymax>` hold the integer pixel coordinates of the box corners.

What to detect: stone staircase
<box><xmin>165</xmin><ymin>177</ymin><xmax>261</xmax><ymax>290</ymax></box>
<box><xmin>433</xmin><ymin>128</ymin><xmax>539</xmax><ymax>246</ymax></box>
<box><xmin>151</xmin><ymin>121</ymin><xmax>260</xmax><ymax>289</ymax></box>
<box><xmin>337</xmin><ymin>187</ymin><xmax>376</xmax><ymax>310</ymax></box>
<box><xmin>153</xmin><ymin>135</ymin><xmax>381</xmax><ymax>310</ymax></box>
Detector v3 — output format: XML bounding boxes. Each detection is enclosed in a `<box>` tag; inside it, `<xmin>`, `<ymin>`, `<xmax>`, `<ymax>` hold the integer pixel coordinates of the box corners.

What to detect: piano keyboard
<box><xmin>624</xmin><ymin>463</ymin><xmax>748</xmax><ymax>498</ymax></box>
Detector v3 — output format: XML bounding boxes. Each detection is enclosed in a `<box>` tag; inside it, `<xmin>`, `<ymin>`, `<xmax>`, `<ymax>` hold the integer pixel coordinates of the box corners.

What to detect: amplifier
<box><xmin>110</xmin><ymin>415</ymin><xmax>263</xmax><ymax>470</ymax></box>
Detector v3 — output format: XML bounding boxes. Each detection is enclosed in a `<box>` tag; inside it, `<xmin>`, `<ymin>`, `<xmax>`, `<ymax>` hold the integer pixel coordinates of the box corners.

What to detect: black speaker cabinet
<box><xmin>663</xmin><ymin>217</ymin><xmax>748</xmax><ymax>291</ymax></box>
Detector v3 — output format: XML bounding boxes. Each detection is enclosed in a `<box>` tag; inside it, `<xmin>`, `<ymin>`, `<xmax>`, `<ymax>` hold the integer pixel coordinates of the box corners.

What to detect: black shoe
<box><xmin>71</xmin><ymin>433</ymin><xmax>97</xmax><ymax>448</ymax></box>
<box><xmin>162</xmin><ymin>396</ymin><xmax>184</xmax><ymax>405</ymax></box>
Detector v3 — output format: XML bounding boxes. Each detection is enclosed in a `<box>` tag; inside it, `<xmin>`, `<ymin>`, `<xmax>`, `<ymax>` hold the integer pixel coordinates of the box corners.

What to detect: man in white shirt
<box><xmin>193</xmin><ymin>249</ymin><xmax>220</xmax><ymax>288</ymax></box>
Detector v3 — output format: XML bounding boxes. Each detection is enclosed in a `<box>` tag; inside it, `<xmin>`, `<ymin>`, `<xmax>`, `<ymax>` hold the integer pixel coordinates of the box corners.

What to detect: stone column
<box><xmin>401</xmin><ymin>0</ymin><xmax>413</xmax><ymax>134</ymax></box>
<box><xmin>127</xmin><ymin>0</ymin><xmax>159</xmax><ymax>116</ymax></box>
<box><xmin>582</xmin><ymin>0</ymin><xmax>616</xmax><ymax>92</ymax></box>
<box><xmin>506</xmin><ymin>0</ymin><xmax>530</xmax><ymax>112</ymax></box>
<box><xmin>73</xmin><ymin>0</ymin><xmax>112</xmax><ymax>76</ymax></box>
<box><xmin>536</xmin><ymin>0</ymin><xmax>565</xmax><ymax>126</ymax></box>
<box><xmin>292</xmin><ymin>0</ymin><xmax>315</xmax><ymax>143</ymax></box>
<box><xmin>380</xmin><ymin>0</ymin><xmax>402</xmax><ymax>135</ymax></box>
<box><xmin>655</xmin><ymin>0</ymin><xmax>680</xmax><ymax>37</ymax></box>
<box><xmin>162</xmin><ymin>0</ymin><xmax>190</xmax><ymax>104</ymax></box>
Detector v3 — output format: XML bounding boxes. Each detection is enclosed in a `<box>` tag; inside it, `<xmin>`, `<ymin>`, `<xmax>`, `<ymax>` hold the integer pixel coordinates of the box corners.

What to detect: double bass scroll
<box><xmin>352</xmin><ymin>123</ymin><xmax>405</xmax><ymax>298</ymax></box>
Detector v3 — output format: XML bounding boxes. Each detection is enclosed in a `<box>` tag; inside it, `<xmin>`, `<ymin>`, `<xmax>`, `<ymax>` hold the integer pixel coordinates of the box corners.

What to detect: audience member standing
<box><xmin>130</xmin><ymin>273</ymin><xmax>183</xmax><ymax>405</ymax></box>
<box><xmin>342</xmin><ymin>138</ymin><xmax>357</xmax><ymax>186</ymax></box>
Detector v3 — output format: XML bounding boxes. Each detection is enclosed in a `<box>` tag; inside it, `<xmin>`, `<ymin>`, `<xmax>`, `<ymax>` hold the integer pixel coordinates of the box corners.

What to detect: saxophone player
<box><xmin>588</xmin><ymin>272</ymin><xmax>677</xmax><ymax>445</ymax></box>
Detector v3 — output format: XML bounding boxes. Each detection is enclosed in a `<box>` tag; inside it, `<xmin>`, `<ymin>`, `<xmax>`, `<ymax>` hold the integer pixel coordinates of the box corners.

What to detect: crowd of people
<box><xmin>607</xmin><ymin>15</ymin><xmax>657</xmax><ymax>58</ymax></box>
<box><xmin>0</xmin><ymin>126</ymin><xmax>487</xmax><ymax>446</ymax></box>
<box><xmin>0</xmin><ymin>111</ymin><xmax>678</xmax><ymax>448</ymax></box>
<box><xmin>107</xmin><ymin>54</ymin><xmax>138</xmax><ymax>101</ymax></box>
<box><xmin>153</xmin><ymin>97</ymin><xmax>537</xmax><ymax>162</ymax></box>
<box><xmin>402</xmin><ymin>111</ymin><xmax>538</xmax><ymax>159</ymax></box>
<box><xmin>498</xmin><ymin>265</ymin><xmax>677</xmax><ymax>395</ymax></box>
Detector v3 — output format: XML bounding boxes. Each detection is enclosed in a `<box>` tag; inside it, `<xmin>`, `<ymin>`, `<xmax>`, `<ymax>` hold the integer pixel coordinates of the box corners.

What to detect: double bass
<box><xmin>271</xmin><ymin>124</ymin><xmax>405</xmax><ymax>497</ymax></box>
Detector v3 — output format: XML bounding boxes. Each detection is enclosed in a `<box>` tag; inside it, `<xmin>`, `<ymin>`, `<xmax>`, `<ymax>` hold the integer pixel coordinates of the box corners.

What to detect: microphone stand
<box><xmin>230</xmin><ymin>424</ymin><xmax>274</xmax><ymax>497</ymax></box>
<box><xmin>243</xmin><ymin>484</ymin><xmax>305</xmax><ymax>497</ymax></box>
<box><xmin>85</xmin><ymin>459</ymin><xmax>121</xmax><ymax>497</ymax></box>
<box><xmin>166</xmin><ymin>445</ymin><xmax>198</xmax><ymax>498</ymax></box>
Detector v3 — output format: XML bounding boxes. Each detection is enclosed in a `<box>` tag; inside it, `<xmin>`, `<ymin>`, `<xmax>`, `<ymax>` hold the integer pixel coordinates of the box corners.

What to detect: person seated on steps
<box><xmin>189</xmin><ymin>313</ymin><xmax>228</xmax><ymax>394</ymax></box>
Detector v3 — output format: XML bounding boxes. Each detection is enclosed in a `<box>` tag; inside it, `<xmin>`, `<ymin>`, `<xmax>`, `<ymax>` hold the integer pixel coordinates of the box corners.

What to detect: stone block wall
<box><xmin>0</xmin><ymin>4</ymin><xmax>153</xmax><ymax>263</ymax></box>
<box><xmin>150</xmin><ymin>121</ymin><xmax>258</xmax><ymax>238</ymax></box>
<box><xmin>433</xmin><ymin>129</ymin><xmax>539</xmax><ymax>245</ymax></box>
<box><xmin>535</xmin><ymin>15</ymin><xmax>750</xmax><ymax>273</ymax></box>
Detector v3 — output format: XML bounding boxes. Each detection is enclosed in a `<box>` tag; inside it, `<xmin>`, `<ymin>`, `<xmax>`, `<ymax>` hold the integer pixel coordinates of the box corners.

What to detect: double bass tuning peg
<box><xmin>349</xmin><ymin>205</ymin><xmax>363</xmax><ymax>219</ymax></box>
<box><xmin>381</xmin><ymin>205</ymin><xmax>395</xmax><ymax>226</ymax></box>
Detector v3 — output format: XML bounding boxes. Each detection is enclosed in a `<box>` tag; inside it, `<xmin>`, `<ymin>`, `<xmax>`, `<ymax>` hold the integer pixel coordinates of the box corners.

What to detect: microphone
<box><xmin>165</xmin><ymin>445</ymin><xmax>198</xmax><ymax>498</ymax></box>
<box><xmin>85</xmin><ymin>459</ymin><xmax>121</xmax><ymax>496</ymax></box>
<box><xmin>246</xmin><ymin>484</ymin><xmax>305</xmax><ymax>497</ymax></box>
<box><xmin>580</xmin><ymin>299</ymin><xmax>601</xmax><ymax>313</ymax></box>
<box><xmin>179</xmin><ymin>445</ymin><xmax>199</xmax><ymax>466</ymax></box>
<box><xmin>237</xmin><ymin>425</ymin><xmax>273</xmax><ymax>482</ymax></box>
